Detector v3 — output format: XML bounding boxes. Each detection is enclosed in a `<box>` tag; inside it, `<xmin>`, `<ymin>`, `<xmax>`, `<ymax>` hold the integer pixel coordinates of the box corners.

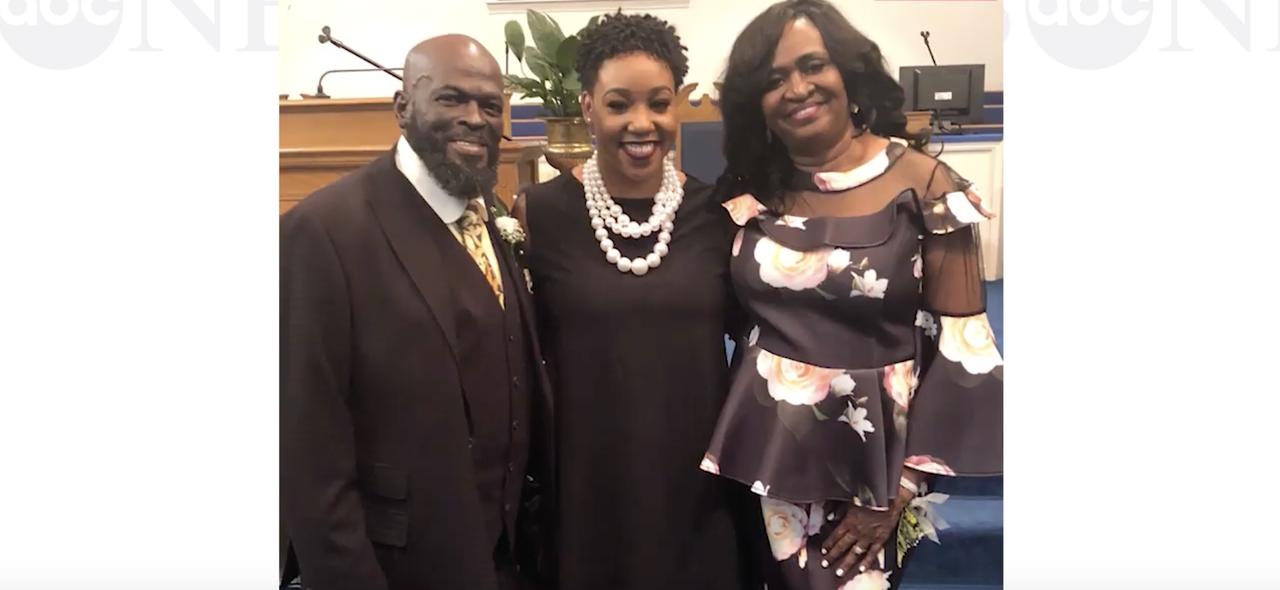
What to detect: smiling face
<box><xmin>394</xmin><ymin>45</ymin><xmax>504</xmax><ymax>198</ymax></box>
<box><xmin>581</xmin><ymin>52</ymin><xmax>678</xmax><ymax>188</ymax></box>
<box><xmin>761</xmin><ymin>17</ymin><xmax>850</xmax><ymax>154</ymax></box>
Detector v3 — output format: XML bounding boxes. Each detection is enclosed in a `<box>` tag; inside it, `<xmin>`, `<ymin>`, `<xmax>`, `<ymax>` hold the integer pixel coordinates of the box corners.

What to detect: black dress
<box><xmin>522</xmin><ymin>172</ymin><xmax>753</xmax><ymax>590</ymax></box>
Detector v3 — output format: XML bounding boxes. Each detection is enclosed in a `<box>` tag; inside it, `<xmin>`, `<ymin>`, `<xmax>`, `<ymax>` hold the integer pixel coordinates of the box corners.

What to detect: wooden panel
<box><xmin>279</xmin><ymin>97</ymin><xmax>541</xmax><ymax>215</ymax></box>
<box><xmin>906</xmin><ymin>111</ymin><xmax>931</xmax><ymax>135</ymax></box>
<box><xmin>280</xmin><ymin>98</ymin><xmax>399</xmax><ymax>150</ymax></box>
<box><xmin>279</xmin><ymin>169</ymin><xmax>354</xmax><ymax>214</ymax></box>
<box><xmin>497</xmin><ymin>143</ymin><xmax>544</xmax><ymax>209</ymax></box>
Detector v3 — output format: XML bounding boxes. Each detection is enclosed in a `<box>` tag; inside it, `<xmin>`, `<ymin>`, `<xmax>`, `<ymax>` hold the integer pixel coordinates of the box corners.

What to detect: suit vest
<box><xmin>426</xmin><ymin>216</ymin><xmax>534</xmax><ymax>552</ymax></box>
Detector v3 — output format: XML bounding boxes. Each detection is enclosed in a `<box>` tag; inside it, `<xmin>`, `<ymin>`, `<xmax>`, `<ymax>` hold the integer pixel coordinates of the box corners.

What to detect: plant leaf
<box><xmin>578</xmin><ymin>14</ymin><xmax>601</xmax><ymax>37</ymax></box>
<box><xmin>503</xmin><ymin>21</ymin><xmax>526</xmax><ymax>63</ymax></box>
<box><xmin>524</xmin><ymin>48</ymin><xmax>557</xmax><ymax>84</ymax></box>
<box><xmin>526</xmin><ymin>9</ymin><xmax>565</xmax><ymax>62</ymax></box>
<box><xmin>546</xmin><ymin>89</ymin><xmax>564</xmax><ymax>117</ymax></box>
<box><xmin>503</xmin><ymin>75</ymin><xmax>546</xmax><ymax>99</ymax></box>
<box><xmin>503</xmin><ymin>74</ymin><xmax>541</xmax><ymax>87</ymax></box>
<box><xmin>562</xmin><ymin>69</ymin><xmax>581</xmax><ymax>93</ymax></box>
<box><xmin>555</xmin><ymin>35</ymin><xmax>580</xmax><ymax>74</ymax></box>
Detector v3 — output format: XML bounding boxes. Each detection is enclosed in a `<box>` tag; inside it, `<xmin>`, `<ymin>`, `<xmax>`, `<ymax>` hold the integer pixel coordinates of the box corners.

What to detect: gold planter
<box><xmin>541</xmin><ymin>116</ymin><xmax>593</xmax><ymax>173</ymax></box>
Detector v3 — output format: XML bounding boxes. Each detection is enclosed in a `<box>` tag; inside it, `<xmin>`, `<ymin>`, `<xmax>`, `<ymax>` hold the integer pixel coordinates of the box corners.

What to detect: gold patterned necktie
<box><xmin>457</xmin><ymin>200</ymin><xmax>505</xmax><ymax>308</ymax></box>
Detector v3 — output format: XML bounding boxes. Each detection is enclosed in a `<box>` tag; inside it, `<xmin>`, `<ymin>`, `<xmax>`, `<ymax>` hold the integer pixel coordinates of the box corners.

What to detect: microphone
<box><xmin>311</xmin><ymin>31</ymin><xmax>516</xmax><ymax>143</ymax></box>
<box><xmin>311</xmin><ymin>67</ymin><xmax>405</xmax><ymax>99</ymax></box>
<box><xmin>318</xmin><ymin>26</ymin><xmax>404</xmax><ymax>82</ymax></box>
<box><xmin>919</xmin><ymin>31</ymin><xmax>938</xmax><ymax>66</ymax></box>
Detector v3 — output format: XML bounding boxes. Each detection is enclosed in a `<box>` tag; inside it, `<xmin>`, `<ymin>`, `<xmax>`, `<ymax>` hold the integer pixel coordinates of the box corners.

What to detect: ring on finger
<box><xmin>853</xmin><ymin>546</ymin><xmax>866</xmax><ymax>555</ymax></box>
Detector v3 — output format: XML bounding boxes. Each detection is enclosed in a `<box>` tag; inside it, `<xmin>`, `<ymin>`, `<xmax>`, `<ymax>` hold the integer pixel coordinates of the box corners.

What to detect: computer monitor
<box><xmin>899</xmin><ymin>64</ymin><xmax>985</xmax><ymax>132</ymax></box>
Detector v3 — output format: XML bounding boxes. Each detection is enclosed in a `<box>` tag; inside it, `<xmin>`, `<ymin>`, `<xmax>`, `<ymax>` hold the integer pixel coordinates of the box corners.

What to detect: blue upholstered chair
<box><xmin>673</xmin><ymin>84</ymin><xmax>727</xmax><ymax>186</ymax></box>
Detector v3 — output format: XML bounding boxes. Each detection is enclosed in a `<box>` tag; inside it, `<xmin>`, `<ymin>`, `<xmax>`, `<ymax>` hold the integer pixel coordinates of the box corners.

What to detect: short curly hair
<box><xmin>575</xmin><ymin>12</ymin><xmax>689</xmax><ymax>93</ymax></box>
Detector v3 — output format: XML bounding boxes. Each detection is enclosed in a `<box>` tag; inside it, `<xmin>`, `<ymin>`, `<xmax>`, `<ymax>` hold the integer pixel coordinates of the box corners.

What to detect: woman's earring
<box><xmin>850</xmin><ymin>102</ymin><xmax>871</xmax><ymax>131</ymax></box>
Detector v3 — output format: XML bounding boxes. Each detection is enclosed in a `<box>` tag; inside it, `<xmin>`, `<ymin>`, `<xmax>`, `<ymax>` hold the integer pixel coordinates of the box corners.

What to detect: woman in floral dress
<box><xmin>701</xmin><ymin>2</ymin><xmax>1004</xmax><ymax>590</ymax></box>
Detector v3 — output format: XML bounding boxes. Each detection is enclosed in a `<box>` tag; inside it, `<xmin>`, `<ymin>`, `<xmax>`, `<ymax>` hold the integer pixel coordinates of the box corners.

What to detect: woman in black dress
<box><xmin>700</xmin><ymin>2</ymin><xmax>1004</xmax><ymax>590</ymax></box>
<box><xmin>511</xmin><ymin>12</ymin><xmax>752</xmax><ymax>590</ymax></box>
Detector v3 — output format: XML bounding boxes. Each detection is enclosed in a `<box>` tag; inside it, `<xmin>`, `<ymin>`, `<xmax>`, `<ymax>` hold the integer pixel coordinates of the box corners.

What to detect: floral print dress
<box><xmin>701</xmin><ymin>142</ymin><xmax>1003</xmax><ymax>590</ymax></box>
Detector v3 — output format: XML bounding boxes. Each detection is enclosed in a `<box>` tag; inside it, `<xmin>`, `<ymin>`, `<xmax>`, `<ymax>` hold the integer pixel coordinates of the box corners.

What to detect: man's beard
<box><xmin>404</xmin><ymin>116</ymin><xmax>500</xmax><ymax>200</ymax></box>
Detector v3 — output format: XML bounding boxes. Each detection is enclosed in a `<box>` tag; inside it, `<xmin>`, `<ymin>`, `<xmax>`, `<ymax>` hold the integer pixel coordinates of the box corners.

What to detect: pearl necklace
<box><xmin>583</xmin><ymin>150</ymin><xmax>683</xmax><ymax>276</ymax></box>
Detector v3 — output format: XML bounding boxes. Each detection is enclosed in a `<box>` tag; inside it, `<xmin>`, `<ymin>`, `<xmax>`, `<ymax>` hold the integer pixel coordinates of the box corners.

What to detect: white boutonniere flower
<box><xmin>495</xmin><ymin>215</ymin><xmax>525</xmax><ymax>245</ymax></box>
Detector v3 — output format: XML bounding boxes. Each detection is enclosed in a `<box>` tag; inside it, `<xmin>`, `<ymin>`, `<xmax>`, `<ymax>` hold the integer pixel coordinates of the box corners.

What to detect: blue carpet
<box><xmin>898</xmin><ymin>497</ymin><xmax>1003</xmax><ymax>587</ymax></box>
<box><xmin>985</xmin><ymin>280</ymin><xmax>1003</xmax><ymax>354</ymax></box>
<box><xmin>934</xmin><ymin>475</ymin><xmax>1003</xmax><ymax>497</ymax></box>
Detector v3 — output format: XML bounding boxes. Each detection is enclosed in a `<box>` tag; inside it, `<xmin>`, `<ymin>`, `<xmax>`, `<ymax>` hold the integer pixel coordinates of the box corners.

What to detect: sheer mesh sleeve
<box><xmin>922</xmin><ymin>226</ymin><xmax>985</xmax><ymax>317</ymax></box>
<box><xmin>920</xmin><ymin>158</ymin><xmax>987</xmax><ymax>316</ymax></box>
<box><xmin>903</xmin><ymin>159</ymin><xmax>1003</xmax><ymax>478</ymax></box>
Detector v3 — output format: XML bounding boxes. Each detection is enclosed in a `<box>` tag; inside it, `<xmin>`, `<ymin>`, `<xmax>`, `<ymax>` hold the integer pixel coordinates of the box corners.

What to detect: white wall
<box><xmin>279</xmin><ymin>0</ymin><xmax>1003</xmax><ymax>100</ymax></box>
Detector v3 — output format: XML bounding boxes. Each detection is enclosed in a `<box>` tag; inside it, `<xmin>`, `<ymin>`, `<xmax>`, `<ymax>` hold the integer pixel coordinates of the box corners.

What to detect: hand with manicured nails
<box><xmin>819</xmin><ymin>483</ymin><xmax>915</xmax><ymax>577</ymax></box>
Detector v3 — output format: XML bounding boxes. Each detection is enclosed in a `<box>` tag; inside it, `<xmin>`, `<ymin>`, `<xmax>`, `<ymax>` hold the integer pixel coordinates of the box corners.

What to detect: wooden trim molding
<box><xmin>278</xmin><ymin>97</ymin><xmax>393</xmax><ymax>112</ymax></box>
<box><xmin>280</xmin><ymin>147</ymin><xmax>388</xmax><ymax>169</ymax></box>
<box><xmin>486</xmin><ymin>0</ymin><xmax>689</xmax><ymax>14</ymax></box>
<box><xmin>677</xmin><ymin>85</ymin><xmax>720</xmax><ymax>123</ymax></box>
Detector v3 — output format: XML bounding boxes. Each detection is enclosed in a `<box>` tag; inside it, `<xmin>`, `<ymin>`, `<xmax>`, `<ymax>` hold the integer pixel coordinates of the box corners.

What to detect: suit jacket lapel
<box><xmin>366</xmin><ymin>151</ymin><xmax>462</xmax><ymax>366</ymax></box>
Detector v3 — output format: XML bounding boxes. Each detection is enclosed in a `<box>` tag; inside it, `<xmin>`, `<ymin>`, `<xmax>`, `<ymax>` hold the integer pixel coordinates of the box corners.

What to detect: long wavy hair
<box><xmin>716</xmin><ymin>0</ymin><xmax>928</xmax><ymax>211</ymax></box>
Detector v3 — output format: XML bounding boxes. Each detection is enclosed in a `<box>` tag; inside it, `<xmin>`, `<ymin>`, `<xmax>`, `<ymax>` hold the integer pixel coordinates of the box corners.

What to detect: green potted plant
<box><xmin>503</xmin><ymin>10</ymin><xmax>601</xmax><ymax>171</ymax></box>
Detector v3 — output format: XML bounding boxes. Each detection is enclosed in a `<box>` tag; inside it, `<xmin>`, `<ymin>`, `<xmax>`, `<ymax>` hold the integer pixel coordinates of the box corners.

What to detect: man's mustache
<box><xmin>443</xmin><ymin>132</ymin><xmax>497</xmax><ymax>147</ymax></box>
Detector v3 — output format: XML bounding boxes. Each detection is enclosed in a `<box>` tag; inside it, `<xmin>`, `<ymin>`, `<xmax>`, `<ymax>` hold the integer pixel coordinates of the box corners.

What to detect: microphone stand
<box><xmin>918</xmin><ymin>31</ymin><xmax>949</xmax><ymax>135</ymax></box>
<box><xmin>313</xmin><ymin>67</ymin><xmax>405</xmax><ymax>99</ymax></box>
<box><xmin>920</xmin><ymin>30</ymin><xmax>938</xmax><ymax>66</ymax></box>
<box><xmin>312</xmin><ymin>27</ymin><xmax>514</xmax><ymax>142</ymax></box>
<box><xmin>317</xmin><ymin>26</ymin><xmax>403</xmax><ymax>82</ymax></box>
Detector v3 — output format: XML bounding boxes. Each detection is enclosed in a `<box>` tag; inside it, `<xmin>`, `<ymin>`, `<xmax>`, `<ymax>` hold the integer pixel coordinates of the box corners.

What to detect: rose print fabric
<box><xmin>703</xmin><ymin>142</ymin><xmax>1004</xmax><ymax>516</ymax></box>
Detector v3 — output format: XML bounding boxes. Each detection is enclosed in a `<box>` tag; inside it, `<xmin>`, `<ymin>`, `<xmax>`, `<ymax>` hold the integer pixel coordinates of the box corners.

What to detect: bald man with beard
<box><xmin>280</xmin><ymin>35</ymin><xmax>554</xmax><ymax>590</ymax></box>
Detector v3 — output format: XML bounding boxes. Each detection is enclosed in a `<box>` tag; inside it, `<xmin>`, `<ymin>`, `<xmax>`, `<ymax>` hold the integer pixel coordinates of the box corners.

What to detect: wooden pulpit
<box><xmin>279</xmin><ymin>97</ymin><xmax>543</xmax><ymax>215</ymax></box>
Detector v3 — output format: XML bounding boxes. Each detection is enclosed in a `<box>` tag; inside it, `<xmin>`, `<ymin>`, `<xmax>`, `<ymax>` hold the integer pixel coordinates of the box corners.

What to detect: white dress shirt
<box><xmin>393</xmin><ymin>135</ymin><xmax>504</xmax><ymax>291</ymax></box>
